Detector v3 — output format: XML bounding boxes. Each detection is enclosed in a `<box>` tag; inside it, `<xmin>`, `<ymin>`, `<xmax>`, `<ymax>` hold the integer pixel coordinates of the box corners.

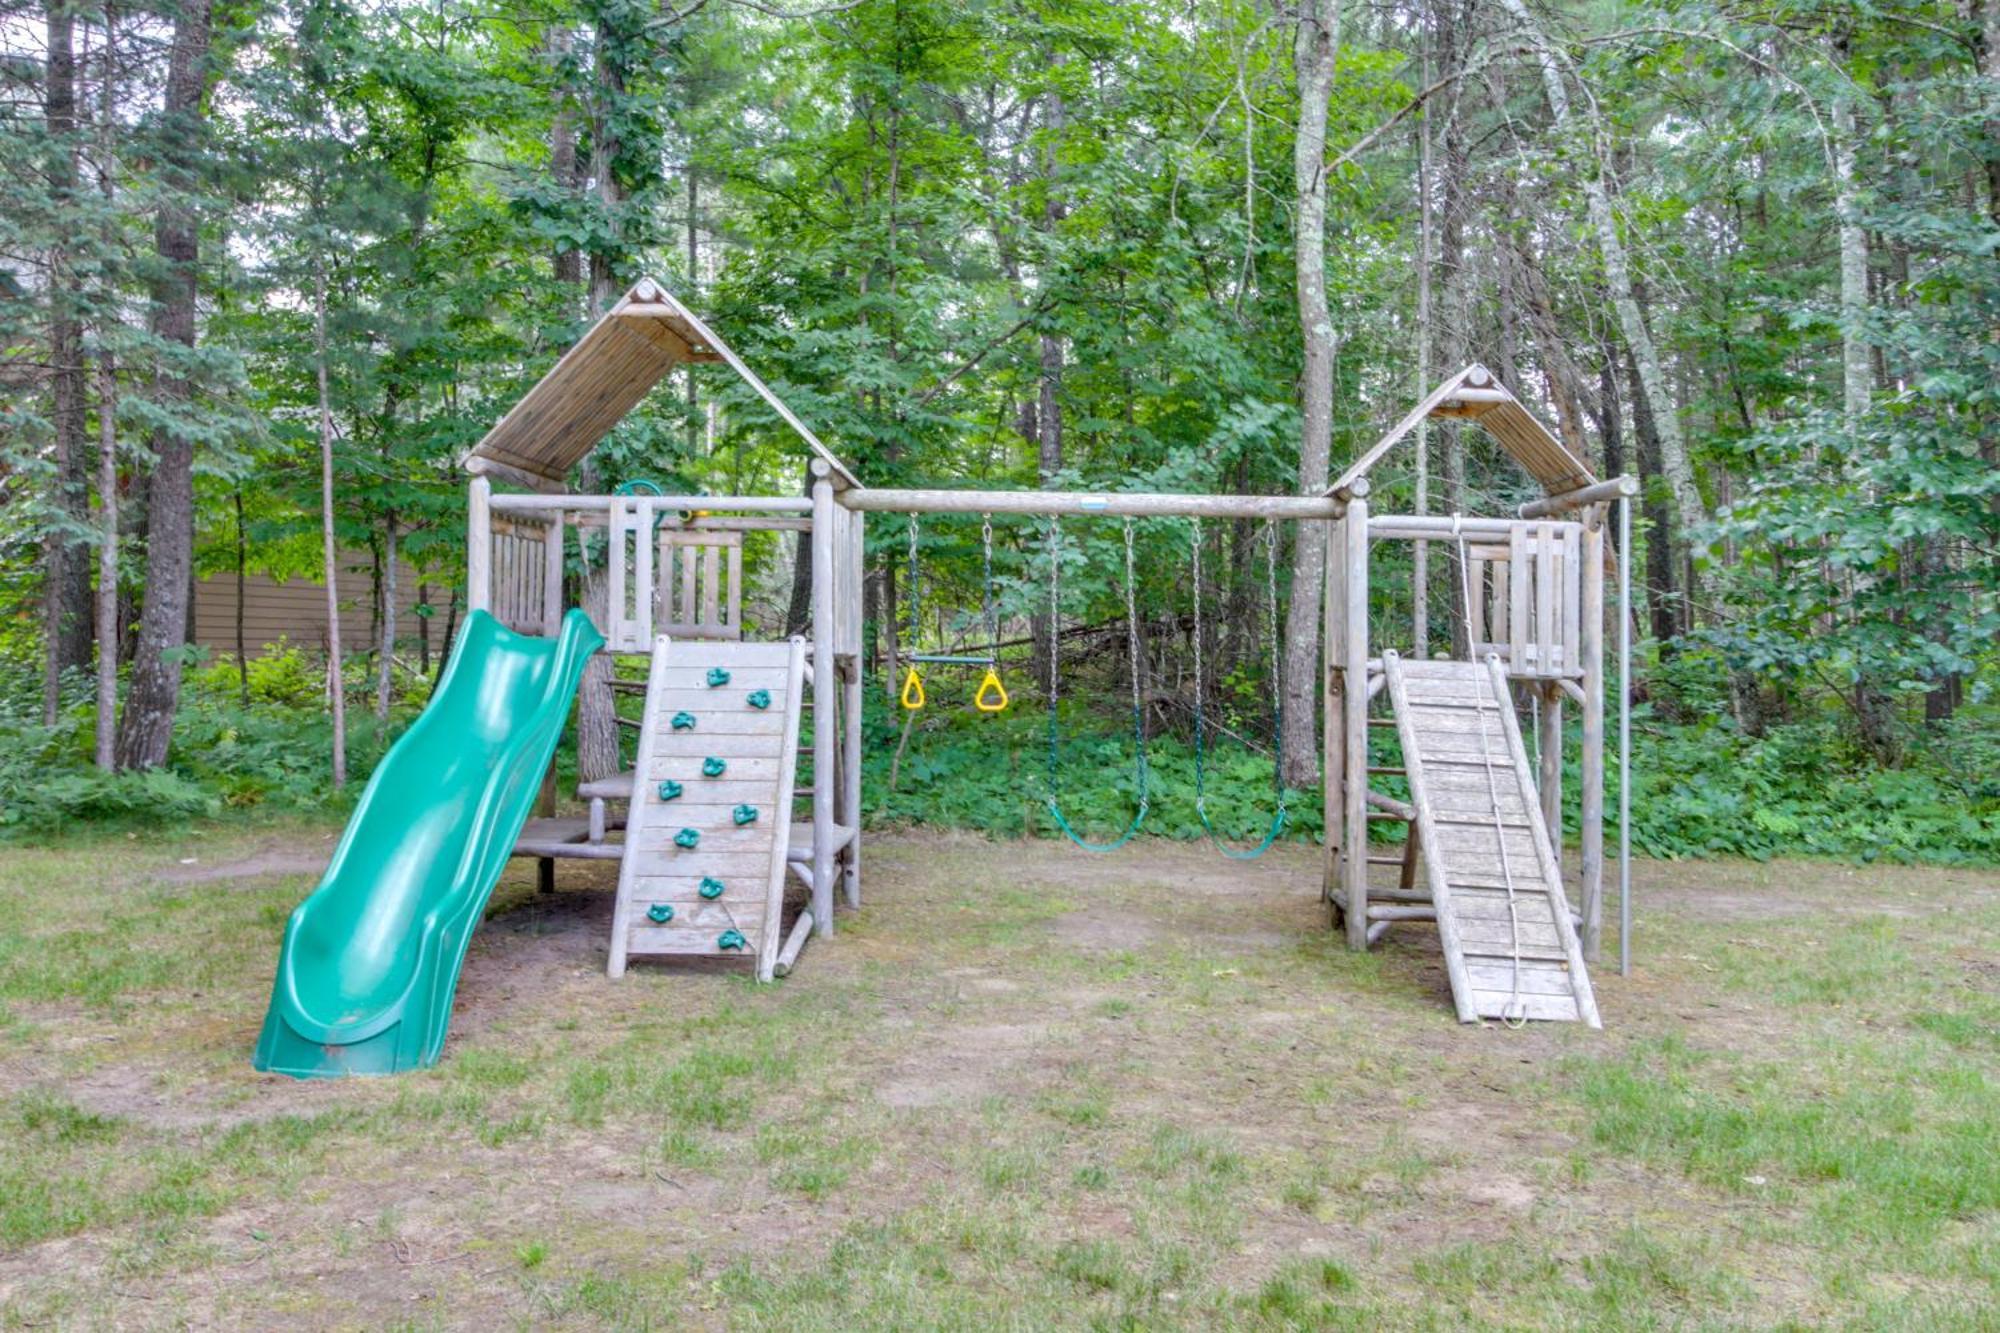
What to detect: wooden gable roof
<box><xmin>1327</xmin><ymin>364</ymin><xmax>1595</xmax><ymax>500</ymax></box>
<box><xmin>465</xmin><ymin>278</ymin><xmax>857</xmax><ymax>492</ymax></box>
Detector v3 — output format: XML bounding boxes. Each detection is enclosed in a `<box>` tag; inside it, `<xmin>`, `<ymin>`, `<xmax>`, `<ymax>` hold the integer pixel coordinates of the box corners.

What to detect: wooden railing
<box><xmin>467</xmin><ymin>483</ymin><xmax>838</xmax><ymax>654</ymax></box>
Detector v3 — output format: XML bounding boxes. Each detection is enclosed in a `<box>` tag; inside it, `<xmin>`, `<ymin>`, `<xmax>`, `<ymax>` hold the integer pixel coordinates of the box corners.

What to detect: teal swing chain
<box><xmin>1191</xmin><ymin>517</ymin><xmax>1288</xmax><ymax>859</ymax></box>
<box><xmin>1044</xmin><ymin>514</ymin><xmax>1150</xmax><ymax>852</ymax></box>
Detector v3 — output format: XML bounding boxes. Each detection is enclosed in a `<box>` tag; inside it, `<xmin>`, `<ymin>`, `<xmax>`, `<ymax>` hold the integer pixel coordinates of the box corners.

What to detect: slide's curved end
<box><xmin>253</xmin><ymin>609</ymin><xmax>602</xmax><ymax>1078</ymax></box>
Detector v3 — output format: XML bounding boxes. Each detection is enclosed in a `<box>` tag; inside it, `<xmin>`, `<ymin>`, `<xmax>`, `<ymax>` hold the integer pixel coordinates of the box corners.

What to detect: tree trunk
<box><xmin>1279</xmin><ymin>0</ymin><xmax>1340</xmax><ymax>789</ymax></box>
<box><xmin>1497</xmin><ymin>0</ymin><xmax>1706</xmax><ymax>604</ymax></box>
<box><xmin>93</xmin><ymin>348</ymin><xmax>118</xmax><ymax>770</ymax></box>
<box><xmin>1412</xmin><ymin>32</ymin><xmax>1432</xmax><ymax>657</ymax></box>
<box><xmin>91</xmin><ymin>3</ymin><xmax>119</xmax><ymax>770</ymax></box>
<box><xmin>43</xmin><ymin>0</ymin><xmax>93</xmax><ymax>723</ymax></box>
<box><xmin>1832</xmin><ymin>36</ymin><xmax>1871</xmax><ymax>428</ymax></box>
<box><xmin>546</xmin><ymin>25</ymin><xmax>582</xmax><ymax>288</ymax></box>
<box><xmin>234</xmin><ymin>487</ymin><xmax>248</xmax><ymax>703</ymax></box>
<box><xmin>315</xmin><ymin>256</ymin><xmax>347</xmax><ymax>788</ymax></box>
<box><xmin>1435</xmin><ymin>2</ymin><xmax>1471</xmax><ymax>657</ymax></box>
<box><xmin>572</xmin><ymin>17</ymin><xmax>630</xmax><ymax>785</ymax></box>
<box><xmin>376</xmin><ymin>513</ymin><xmax>398</xmax><ymax>721</ymax></box>
<box><xmin>417</xmin><ymin>581</ymin><xmax>431</xmax><ymax>674</ymax></box>
<box><xmin>113</xmin><ymin>0</ymin><xmax>210</xmax><ymax>772</ymax></box>
<box><xmin>1029</xmin><ymin>89</ymin><xmax>1068</xmax><ymax>688</ymax></box>
<box><xmin>1626</xmin><ymin>348</ymin><xmax>1679</xmax><ymax>644</ymax></box>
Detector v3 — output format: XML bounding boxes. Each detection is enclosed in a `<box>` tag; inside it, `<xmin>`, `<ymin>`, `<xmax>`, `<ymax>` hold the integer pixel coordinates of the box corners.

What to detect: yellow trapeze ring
<box><xmin>901</xmin><ymin>666</ymin><xmax>926</xmax><ymax>710</ymax></box>
<box><xmin>974</xmin><ymin>667</ymin><xmax>1008</xmax><ymax>712</ymax></box>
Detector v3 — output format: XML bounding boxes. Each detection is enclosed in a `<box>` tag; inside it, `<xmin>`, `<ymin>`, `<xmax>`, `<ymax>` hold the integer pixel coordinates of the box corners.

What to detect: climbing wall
<box><xmin>608</xmin><ymin>636</ymin><xmax>806</xmax><ymax>983</ymax></box>
<box><xmin>1382</xmin><ymin>652</ymin><xmax>1600</xmax><ymax>1027</ymax></box>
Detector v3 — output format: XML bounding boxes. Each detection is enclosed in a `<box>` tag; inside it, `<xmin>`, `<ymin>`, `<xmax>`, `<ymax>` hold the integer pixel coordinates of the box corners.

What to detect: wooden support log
<box><xmin>1516</xmin><ymin>474</ymin><xmax>1639</xmax><ymax>519</ymax></box>
<box><xmin>542</xmin><ymin>511</ymin><xmax>564</xmax><ymax>634</ymax></box>
<box><xmin>1580</xmin><ymin>518</ymin><xmax>1606</xmax><ymax>961</ymax></box>
<box><xmin>1343</xmin><ymin>497</ymin><xmax>1370</xmax><ymax>950</ymax></box>
<box><xmin>1323</xmin><ymin>501</ymin><xmax>1346</xmax><ymax>916</ymax></box>
<box><xmin>468</xmin><ymin>475</ymin><xmax>492</xmax><ymax>613</ymax></box>
<box><xmin>840</xmin><ymin>664</ymin><xmax>862</xmax><ymax>910</ymax></box>
<box><xmin>490</xmin><ymin>493</ymin><xmax>813</xmax><ymax>514</ymax></box>
<box><xmin>835</xmin><ymin>487</ymin><xmax>1346</xmax><ymax>521</ymax></box>
<box><xmin>774</xmin><ymin>908</ymin><xmax>814</xmax><ymax>977</ymax></box>
<box><xmin>1366</xmin><ymin>904</ymin><xmax>1438</xmax><ymax>921</ymax></box>
<box><xmin>809</xmin><ymin>464</ymin><xmax>837</xmax><ymax>938</ymax></box>
<box><xmin>1537</xmin><ymin>682</ymin><xmax>1563</xmax><ymax>874</ymax></box>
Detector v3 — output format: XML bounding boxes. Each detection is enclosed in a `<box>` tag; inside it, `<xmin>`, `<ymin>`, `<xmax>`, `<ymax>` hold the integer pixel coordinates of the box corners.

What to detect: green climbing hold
<box><xmin>745</xmin><ymin>689</ymin><xmax>771</xmax><ymax>710</ymax></box>
<box><xmin>698</xmin><ymin>876</ymin><xmax>725</xmax><ymax>899</ymax></box>
<box><xmin>671</xmin><ymin>711</ymin><xmax>698</xmax><ymax>731</ymax></box>
<box><xmin>717</xmin><ymin>929</ymin><xmax>747</xmax><ymax>951</ymax></box>
<box><xmin>646</xmin><ymin>903</ymin><xmax>674</xmax><ymax>924</ymax></box>
<box><xmin>674</xmin><ymin>828</ymin><xmax>700</xmax><ymax>849</ymax></box>
<box><xmin>732</xmin><ymin>804</ymin><xmax>758</xmax><ymax>826</ymax></box>
<box><xmin>657</xmin><ymin>779</ymin><xmax>683</xmax><ymax>802</ymax></box>
<box><xmin>702</xmin><ymin>757</ymin><xmax>726</xmax><ymax>777</ymax></box>
<box><xmin>706</xmin><ymin>667</ymin><xmax>731</xmax><ymax>687</ymax></box>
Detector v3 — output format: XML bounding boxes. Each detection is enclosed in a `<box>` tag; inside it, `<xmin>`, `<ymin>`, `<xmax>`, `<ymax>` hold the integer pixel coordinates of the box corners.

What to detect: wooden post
<box><xmin>1538</xmin><ymin>682</ymin><xmax>1563</xmax><ymax>876</ymax></box>
<box><xmin>841</xmin><ymin>660</ymin><xmax>862</xmax><ymax>910</ymax></box>
<box><xmin>1343</xmin><ymin>486</ymin><xmax>1370</xmax><ymax>950</ymax></box>
<box><xmin>1322</xmin><ymin>513</ymin><xmax>1346</xmax><ymax>919</ymax></box>
<box><xmin>468</xmin><ymin>475</ymin><xmax>492</xmax><ymax>613</ymax></box>
<box><xmin>810</xmin><ymin>463</ymin><xmax>837</xmax><ymax>937</ymax></box>
<box><xmin>542</xmin><ymin>511</ymin><xmax>564</xmax><ymax>635</ymax></box>
<box><xmin>1579</xmin><ymin>513</ymin><xmax>1606</xmax><ymax>961</ymax></box>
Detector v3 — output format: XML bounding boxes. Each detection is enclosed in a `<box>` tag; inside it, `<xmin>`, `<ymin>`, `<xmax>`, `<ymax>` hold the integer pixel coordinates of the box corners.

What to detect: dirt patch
<box><xmin>154</xmin><ymin>840</ymin><xmax>335</xmax><ymax>887</ymax></box>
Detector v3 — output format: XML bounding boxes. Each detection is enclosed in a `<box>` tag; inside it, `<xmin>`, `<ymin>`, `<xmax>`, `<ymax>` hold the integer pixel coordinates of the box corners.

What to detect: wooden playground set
<box><xmin>256</xmin><ymin>278</ymin><xmax>1638</xmax><ymax>1077</ymax></box>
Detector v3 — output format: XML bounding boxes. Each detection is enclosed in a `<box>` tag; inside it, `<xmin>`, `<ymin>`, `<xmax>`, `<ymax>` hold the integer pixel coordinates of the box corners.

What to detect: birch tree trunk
<box><xmin>113</xmin><ymin>0</ymin><xmax>210</xmax><ymax>771</ymax></box>
<box><xmin>1496</xmin><ymin>0</ymin><xmax>1707</xmax><ymax>604</ymax></box>
<box><xmin>315</xmin><ymin>256</ymin><xmax>347</xmax><ymax>789</ymax></box>
<box><xmin>1832</xmin><ymin>40</ymin><xmax>1871</xmax><ymax>427</ymax></box>
<box><xmin>1279</xmin><ymin>0</ymin><xmax>1340</xmax><ymax>788</ymax></box>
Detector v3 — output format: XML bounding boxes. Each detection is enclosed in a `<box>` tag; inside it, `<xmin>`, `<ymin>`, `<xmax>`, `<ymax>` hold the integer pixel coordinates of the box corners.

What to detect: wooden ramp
<box><xmin>608</xmin><ymin>637</ymin><xmax>806</xmax><ymax>983</ymax></box>
<box><xmin>1382</xmin><ymin>652</ymin><xmax>1600</xmax><ymax>1028</ymax></box>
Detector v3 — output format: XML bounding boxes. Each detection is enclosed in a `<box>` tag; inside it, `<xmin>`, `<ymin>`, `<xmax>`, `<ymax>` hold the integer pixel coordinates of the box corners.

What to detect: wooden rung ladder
<box><xmin>1380</xmin><ymin>650</ymin><xmax>1600</xmax><ymax>1027</ymax></box>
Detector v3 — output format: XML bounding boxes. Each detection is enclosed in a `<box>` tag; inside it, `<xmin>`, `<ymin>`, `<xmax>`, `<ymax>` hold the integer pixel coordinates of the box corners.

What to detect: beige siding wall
<box><xmin>193</xmin><ymin>560</ymin><xmax>435</xmax><ymax>658</ymax></box>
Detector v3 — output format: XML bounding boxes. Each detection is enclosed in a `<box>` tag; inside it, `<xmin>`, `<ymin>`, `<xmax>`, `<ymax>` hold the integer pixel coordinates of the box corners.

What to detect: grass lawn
<box><xmin>0</xmin><ymin>822</ymin><xmax>1995</xmax><ymax>1329</ymax></box>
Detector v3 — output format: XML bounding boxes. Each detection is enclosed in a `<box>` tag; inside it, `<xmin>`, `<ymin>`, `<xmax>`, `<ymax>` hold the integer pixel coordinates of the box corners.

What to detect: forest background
<box><xmin>0</xmin><ymin>0</ymin><xmax>1994</xmax><ymax>863</ymax></box>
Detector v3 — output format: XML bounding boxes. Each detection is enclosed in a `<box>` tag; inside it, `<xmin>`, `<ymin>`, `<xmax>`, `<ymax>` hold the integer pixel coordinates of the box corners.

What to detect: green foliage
<box><xmin>866</xmin><ymin>660</ymin><xmax>1999</xmax><ymax>866</ymax></box>
<box><xmin>0</xmin><ymin>653</ymin><xmax>409</xmax><ymax>837</ymax></box>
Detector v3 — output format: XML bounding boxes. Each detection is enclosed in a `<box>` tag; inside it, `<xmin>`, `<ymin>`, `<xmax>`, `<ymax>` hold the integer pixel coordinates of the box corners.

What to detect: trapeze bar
<box><xmin>835</xmin><ymin>488</ymin><xmax>1346</xmax><ymax>520</ymax></box>
<box><xmin>908</xmin><ymin>654</ymin><xmax>993</xmax><ymax>666</ymax></box>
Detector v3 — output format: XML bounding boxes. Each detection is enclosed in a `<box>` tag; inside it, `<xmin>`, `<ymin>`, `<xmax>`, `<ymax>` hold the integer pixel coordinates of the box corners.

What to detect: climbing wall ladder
<box><xmin>608</xmin><ymin>637</ymin><xmax>806</xmax><ymax>983</ymax></box>
<box><xmin>1381</xmin><ymin>651</ymin><xmax>1600</xmax><ymax>1027</ymax></box>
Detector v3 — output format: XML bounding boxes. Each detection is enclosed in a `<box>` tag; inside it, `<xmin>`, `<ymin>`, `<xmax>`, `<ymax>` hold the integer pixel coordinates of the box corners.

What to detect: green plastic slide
<box><xmin>253</xmin><ymin>608</ymin><xmax>603</xmax><ymax>1078</ymax></box>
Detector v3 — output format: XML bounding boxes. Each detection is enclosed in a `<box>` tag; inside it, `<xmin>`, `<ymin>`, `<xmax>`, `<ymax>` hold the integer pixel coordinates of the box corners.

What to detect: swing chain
<box><xmin>1191</xmin><ymin>516</ymin><xmax>1206</xmax><ymax>812</ymax></box>
<box><xmin>1265</xmin><ymin>520</ymin><xmax>1286</xmax><ymax>818</ymax></box>
<box><xmin>1046</xmin><ymin>515</ymin><xmax>1061</xmax><ymax>707</ymax></box>
<box><xmin>1124</xmin><ymin>516</ymin><xmax>1147</xmax><ymax>794</ymax></box>
<box><xmin>982</xmin><ymin>513</ymin><xmax>997</xmax><ymax>661</ymax></box>
<box><xmin>906</xmin><ymin>514</ymin><xmax>921</xmax><ymax>648</ymax></box>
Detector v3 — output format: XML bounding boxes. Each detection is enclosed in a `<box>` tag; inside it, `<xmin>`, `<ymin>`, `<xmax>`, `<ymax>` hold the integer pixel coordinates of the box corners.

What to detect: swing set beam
<box><xmin>837</xmin><ymin>488</ymin><xmax>1348</xmax><ymax>522</ymax></box>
